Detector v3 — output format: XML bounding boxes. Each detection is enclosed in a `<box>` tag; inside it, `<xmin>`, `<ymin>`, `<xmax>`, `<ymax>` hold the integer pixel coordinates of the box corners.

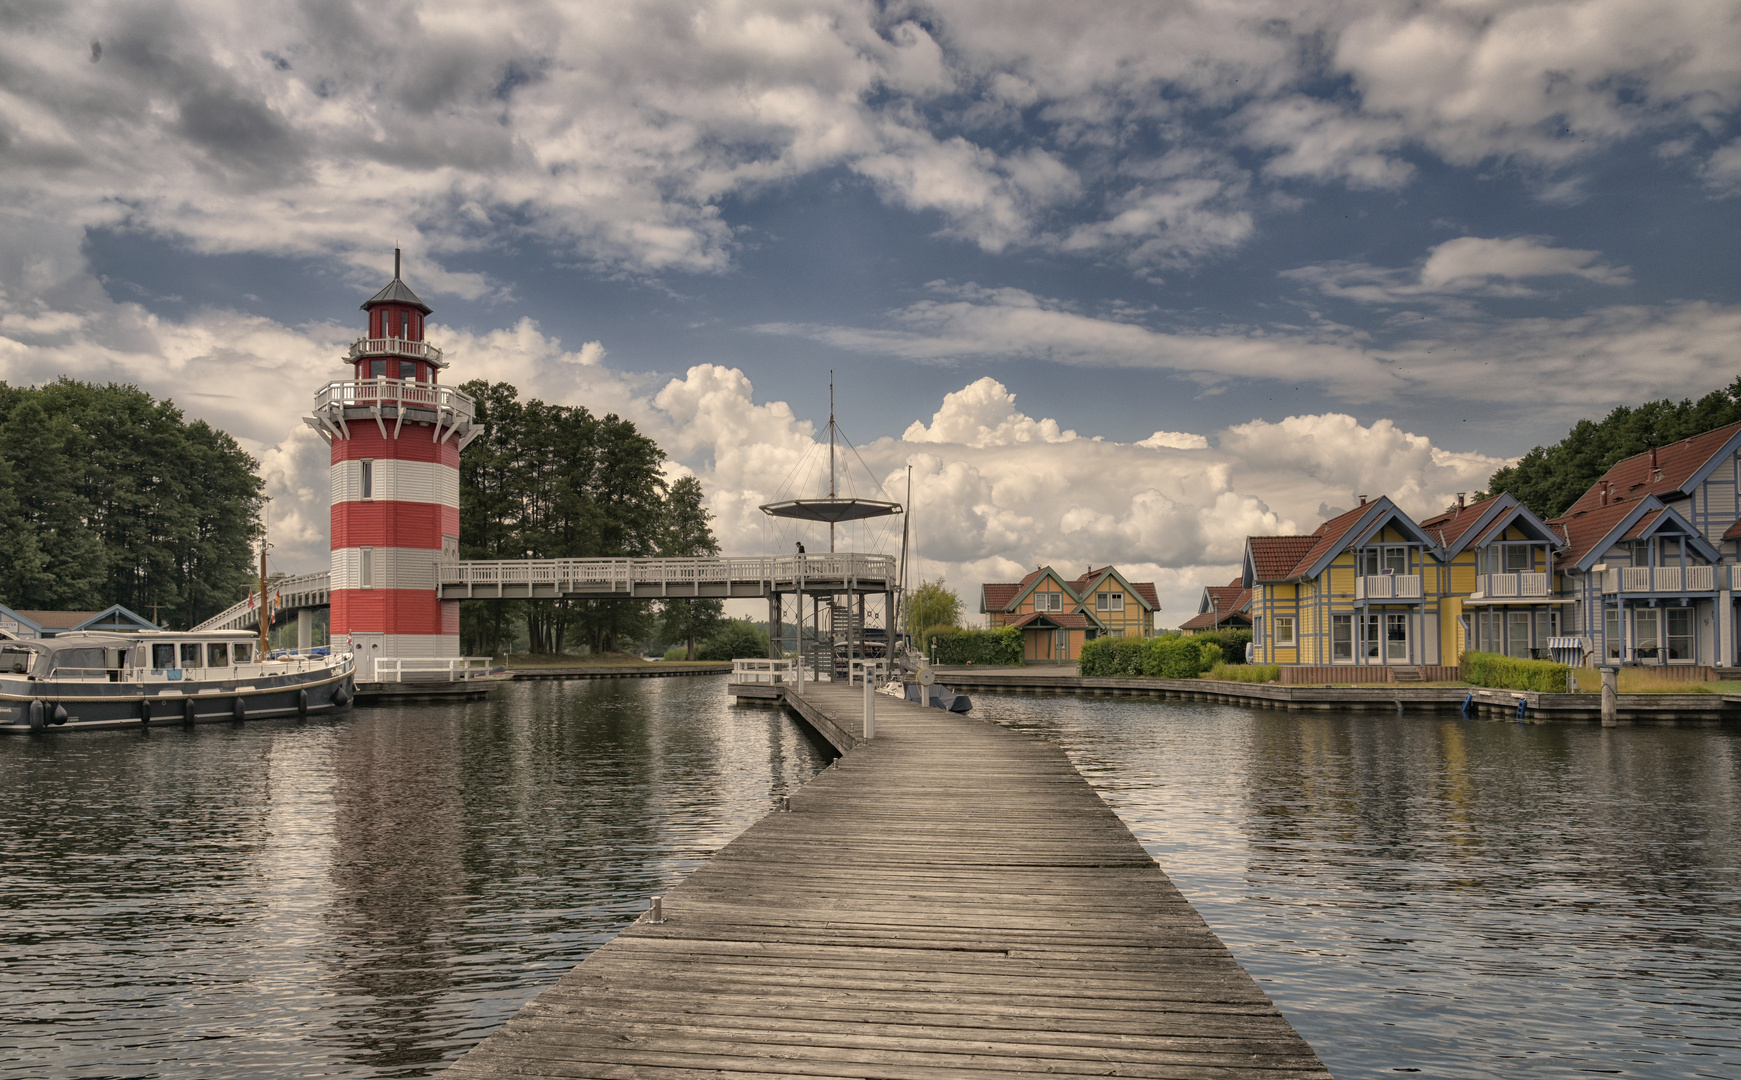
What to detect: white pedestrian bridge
<box><xmin>192</xmin><ymin>554</ymin><xmax>899</xmax><ymax>632</ymax></box>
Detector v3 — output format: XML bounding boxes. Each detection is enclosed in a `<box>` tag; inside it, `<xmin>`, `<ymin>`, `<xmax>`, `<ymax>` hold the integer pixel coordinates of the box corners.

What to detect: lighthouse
<box><xmin>305</xmin><ymin>250</ymin><xmax>476</xmax><ymax>679</ymax></box>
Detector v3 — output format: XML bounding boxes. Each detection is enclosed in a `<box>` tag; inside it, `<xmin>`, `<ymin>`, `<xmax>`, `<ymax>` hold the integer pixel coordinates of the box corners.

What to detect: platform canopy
<box><xmin>760</xmin><ymin>496</ymin><xmax>902</xmax><ymax>523</ymax></box>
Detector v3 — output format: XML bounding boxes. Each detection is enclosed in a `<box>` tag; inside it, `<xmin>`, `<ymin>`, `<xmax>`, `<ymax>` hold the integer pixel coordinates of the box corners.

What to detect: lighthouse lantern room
<box><xmin>305</xmin><ymin>250</ymin><xmax>478</xmax><ymax>679</ymax></box>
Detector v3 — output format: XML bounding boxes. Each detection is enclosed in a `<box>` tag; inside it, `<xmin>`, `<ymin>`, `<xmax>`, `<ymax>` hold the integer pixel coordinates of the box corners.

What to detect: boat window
<box><xmin>54</xmin><ymin>647</ymin><xmax>108</xmax><ymax>674</ymax></box>
<box><xmin>233</xmin><ymin>642</ymin><xmax>252</xmax><ymax>663</ymax></box>
<box><xmin>181</xmin><ymin>643</ymin><xmax>202</xmax><ymax>667</ymax></box>
<box><xmin>153</xmin><ymin>643</ymin><xmax>176</xmax><ymax>668</ymax></box>
<box><xmin>207</xmin><ymin>643</ymin><xmax>229</xmax><ymax>668</ymax></box>
<box><xmin>1</xmin><ymin>647</ymin><xmax>33</xmax><ymax>674</ymax></box>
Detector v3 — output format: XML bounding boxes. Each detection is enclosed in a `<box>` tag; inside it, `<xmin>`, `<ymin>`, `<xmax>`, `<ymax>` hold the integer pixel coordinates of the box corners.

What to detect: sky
<box><xmin>3</xmin><ymin>0</ymin><xmax>1741</xmax><ymax>626</ymax></box>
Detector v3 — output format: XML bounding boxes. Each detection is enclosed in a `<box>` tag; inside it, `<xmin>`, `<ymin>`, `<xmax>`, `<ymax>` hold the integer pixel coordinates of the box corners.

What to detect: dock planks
<box><xmin>446</xmin><ymin>680</ymin><xmax>1331</xmax><ymax>1080</ymax></box>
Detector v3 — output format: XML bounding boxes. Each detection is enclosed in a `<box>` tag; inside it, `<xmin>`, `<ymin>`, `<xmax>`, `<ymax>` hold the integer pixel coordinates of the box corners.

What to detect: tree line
<box><xmin>457</xmin><ymin>380</ymin><xmax>727</xmax><ymax>657</ymax></box>
<box><xmin>1487</xmin><ymin>375</ymin><xmax>1741</xmax><ymax>519</ymax></box>
<box><xmin>0</xmin><ymin>379</ymin><xmax>263</xmax><ymax>628</ymax></box>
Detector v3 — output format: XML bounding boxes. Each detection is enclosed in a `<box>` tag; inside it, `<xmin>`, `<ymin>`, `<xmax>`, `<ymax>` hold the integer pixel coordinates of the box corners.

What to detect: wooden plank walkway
<box><xmin>446</xmin><ymin>680</ymin><xmax>1331</xmax><ymax>1080</ymax></box>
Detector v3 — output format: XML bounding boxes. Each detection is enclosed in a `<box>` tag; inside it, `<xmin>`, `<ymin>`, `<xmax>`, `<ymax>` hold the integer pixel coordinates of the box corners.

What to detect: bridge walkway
<box><xmin>445</xmin><ymin>680</ymin><xmax>1329</xmax><ymax>1079</ymax></box>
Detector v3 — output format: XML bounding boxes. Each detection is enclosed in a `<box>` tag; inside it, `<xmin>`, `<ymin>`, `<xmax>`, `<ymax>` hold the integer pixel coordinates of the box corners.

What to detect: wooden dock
<box><xmin>446</xmin><ymin>680</ymin><xmax>1331</xmax><ymax>1080</ymax></box>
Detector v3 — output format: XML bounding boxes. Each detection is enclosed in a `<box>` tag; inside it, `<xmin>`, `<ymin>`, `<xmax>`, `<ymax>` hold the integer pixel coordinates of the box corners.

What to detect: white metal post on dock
<box><xmin>862</xmin><ymin>673</ymin><xmax>875</xmax><ymax>738</ymax></box>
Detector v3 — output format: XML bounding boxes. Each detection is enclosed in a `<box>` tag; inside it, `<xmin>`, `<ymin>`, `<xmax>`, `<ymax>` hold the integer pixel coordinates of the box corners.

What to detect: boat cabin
<box><xmin>5</xmin><ymin>631</ymin><xmax>264</xmax><ymax>682</ymax></box>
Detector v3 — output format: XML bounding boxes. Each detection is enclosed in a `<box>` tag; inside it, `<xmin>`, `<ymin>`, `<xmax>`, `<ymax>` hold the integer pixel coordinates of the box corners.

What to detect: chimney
<box><xmin>1456</xmin><ymin>492</ymin><xmax>1465</xmax><ymax>510</ymax></box>
<box><xmin>1600</xmin><ymin>481</ymin><xmax>1610</xmax><ymax>506</ymax></box>
<box><xmin>1649</xmin><ymin>446</ymin><xmax>1658</xmax><ymax>468</ymax></box>
<box><xmin>1358</xmin><ymin>494</ymin><xmax>1367</xmax><ymax>506</ymax></box>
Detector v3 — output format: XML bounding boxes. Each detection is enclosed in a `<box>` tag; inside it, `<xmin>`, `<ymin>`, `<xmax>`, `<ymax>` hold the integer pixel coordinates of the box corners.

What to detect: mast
<box><xmin>898</xmin><ymin>465</ymin><xmax>911</xmax><ymax>647</ymax></box>
<box><xmin>258</xmin><ymin>541</ymin><xmax>270</xmax><ymax>658</ymax></box>
<box><xmin>828</xmin><ymin>372</ymin><xmax>836</xmax><ymax>554</ymax></box>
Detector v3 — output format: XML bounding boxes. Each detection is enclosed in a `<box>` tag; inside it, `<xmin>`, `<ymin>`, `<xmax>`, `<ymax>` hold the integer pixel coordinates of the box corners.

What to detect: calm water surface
<box><xmin>976</xmin><ymin>694</ymin><xmax>1741</xmax><ymax>1080</ymax></box>
<box><xmin>0</xmin><ymin>677</ymin><xmax>830</xmax><ymax>1079</ymax></box>
<box><xmin>5</xmin><ymin>681</ymin><xmax>1740</xmax><ymax>1079</ymax></box>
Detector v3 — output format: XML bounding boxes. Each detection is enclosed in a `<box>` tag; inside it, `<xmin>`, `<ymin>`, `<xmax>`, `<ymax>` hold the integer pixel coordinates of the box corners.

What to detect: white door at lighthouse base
<box><xmin>352</xmin><ymin>633</ymin><xmax>385</xmax><ymax>681</ymax></box>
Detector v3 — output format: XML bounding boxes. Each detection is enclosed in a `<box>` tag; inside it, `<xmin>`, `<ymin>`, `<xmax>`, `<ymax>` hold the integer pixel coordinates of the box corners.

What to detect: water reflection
<box><xmin>0</xmin><ymin>677</ymin><xmax>829</xmax><ymax>1079</ymax></box>
<box><xmin>978</xmin><ymin>695</ymin><xmax>1741</xmax><ymax>1080</ymax></box>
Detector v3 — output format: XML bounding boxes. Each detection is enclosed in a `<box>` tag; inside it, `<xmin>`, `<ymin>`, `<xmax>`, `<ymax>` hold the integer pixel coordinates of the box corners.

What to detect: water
<box><xmin>4</xmin><ymin>681</ymin><xmax>1739</xmax><ymax>1079</ymax></box>
<box><xmin>0</xmin><ymin>678</ymin><xmax>830</xmax><ymax>1079</ymax></box>
<box><xmin>976</xmin><ymin>694</ymin><xmax>1741</xmax><ymax>1080</ymax></box>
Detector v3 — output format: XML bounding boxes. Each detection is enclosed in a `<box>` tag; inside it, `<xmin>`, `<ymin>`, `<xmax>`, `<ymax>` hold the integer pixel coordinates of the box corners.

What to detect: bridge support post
<box><xmin>297</xmin><ymin>609</ymin><xmax>313</xmax><ymax>652</ymax></box>
<box><xmin>768</xmin><ymin>594</ymin><xmax>782</xmax><ymax>660</ymax></box>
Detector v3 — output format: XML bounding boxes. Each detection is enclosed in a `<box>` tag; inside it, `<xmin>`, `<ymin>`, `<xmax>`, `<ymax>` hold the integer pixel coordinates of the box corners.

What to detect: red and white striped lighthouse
<box><xmin>306</xmin><ymin>250</ymin><xmax>475</xmax><ymax>678</ymax></box>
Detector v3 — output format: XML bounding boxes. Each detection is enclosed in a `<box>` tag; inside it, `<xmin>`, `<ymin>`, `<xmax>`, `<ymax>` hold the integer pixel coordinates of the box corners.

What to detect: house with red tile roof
<box><xmin>1534</xmin><ymin>421</ymin><xmax>1741</xmax><ymax>668</ymax></box>
<box><xmin>1419</xmin><ymin>492</ymin><xmax>1568</xmax><ymax>663</ymax></box>
<box><xmin>1179</xmin><ymin>578</ymin><xmax>1251</xmax><ymax>633</ymax></box>
<box><xmin>1242</xmin><ymin>497</ymin><xmax>1453</xmax><ymax>678</ymax></box>
<box><xmin>979</xmin><ymin>564</ymin><xmax>1157</xmax><ymax>664</ymax></box>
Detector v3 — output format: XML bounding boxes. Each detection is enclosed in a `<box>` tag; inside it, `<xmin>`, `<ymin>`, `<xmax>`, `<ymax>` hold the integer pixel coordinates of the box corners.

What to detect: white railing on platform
<box><xmin>732</xmin><ymin>658</ymin><xmax>795</xmax><ymax>684</ymax></box>
<box><xmin>371</xmin><ymin>657</ymin><xmax>491</xmax><ymax>683</ymax></box>
<box><xmin>1685</xmin><ymin>565</ymin><xmax>1715</xmax><ymax>591</ymax></box>
<box><xmin>1355</xmin><ymin>574</ymin><xmax>1422</xmax><ymax>600</ymax></box>
<box><xmin>191</xmin><ymin>570</ymin><xmax>332</xmax><ymax>632</ymax></box>
<box><xmin>347</xmin><ymin>337</ymin><xmax>445</xmax><ymax>364</ymax></box>
<box><xmin>314</xmin><ymin>378</ymin><xmax>474</xmax><ymax>419</ymax></box>
<box><xmin>441</xmin><ymin>553</ymin><xmax>898</xmax><ymax>590</ymax></box>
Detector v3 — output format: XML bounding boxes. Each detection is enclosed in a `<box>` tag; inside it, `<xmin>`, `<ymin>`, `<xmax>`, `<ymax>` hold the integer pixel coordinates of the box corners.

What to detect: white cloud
<box><xmin>1285</xmin><ymin>235</ymin><xmax>1632</xmax><ymax>302</ymax></box>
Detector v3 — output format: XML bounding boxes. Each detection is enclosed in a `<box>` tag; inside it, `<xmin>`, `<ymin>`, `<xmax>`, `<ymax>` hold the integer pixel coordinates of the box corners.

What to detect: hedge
<box><xmin>1189</xmin><ymin>628</ymin><xmax>1252</xmax><ymax>664</ymax></box>
<box><xmin>930</xmin><ymin>626</ymin><xmax>1024</xmax><ymax>666</ymax></box>
<box><xmin>1459</xmin><ymin>650</ymin><xmax>1571</xmax><ymax>693</ymax></box>
<box><xmin>1077</xmin><ymin>634</ymin><xmax>1223</xmax><ymax>678</ymax></box>
<box><xmin>1205</xmin><ymin>662</ymin><xmax>1279</xmax><ymax>684</ymax></box>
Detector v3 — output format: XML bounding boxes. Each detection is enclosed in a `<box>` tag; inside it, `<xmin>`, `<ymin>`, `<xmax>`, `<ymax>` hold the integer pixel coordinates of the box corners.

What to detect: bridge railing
<box><xmin>190</xmin><ymin>570</ymin><xmax>333</xmax><ymax>632</ymax></box>
<box><xmin>439</xmin><ymin>553</ymin><xmax>897</xmax><ymax>589</ymax></box>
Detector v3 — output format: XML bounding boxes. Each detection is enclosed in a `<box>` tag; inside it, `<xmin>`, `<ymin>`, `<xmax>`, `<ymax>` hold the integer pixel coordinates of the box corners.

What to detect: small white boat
<box><xmin>0</xmin><ymin>630</ymin><xmax>355</xmax><ymax>733</ymax></box>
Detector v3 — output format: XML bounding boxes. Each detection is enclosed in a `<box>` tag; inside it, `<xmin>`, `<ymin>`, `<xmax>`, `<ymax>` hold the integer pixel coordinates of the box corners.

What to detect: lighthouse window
<box><xmin>360</xmin><ymin>459</ymin><xmax>374</xmax><ymax>500</ymax></box>
<box><xmin>360</xmin><ymin>548</ymin><xmax>374</xmax><ymax>589</ymax></box>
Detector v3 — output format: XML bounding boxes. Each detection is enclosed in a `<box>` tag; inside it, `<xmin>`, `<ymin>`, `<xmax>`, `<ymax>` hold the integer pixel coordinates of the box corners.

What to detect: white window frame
<box><xmin>1331</xmin><ymin>614</ymin><xmax>1353</xmax><ymax>660</ymax></box>
<box><xmin>360</xmin><ymin>547</ymin><xmax>375</xmax><ymax>590</ymax></box>
<box><xmin>360</xmin><ymin>458</ymin><xmax>374</xmax><ymax>501</ymax></box>
<box><xmin>1274</xmin><ymin>615</ymin><xmax>1295</xmax><ymax>645</ymax></box>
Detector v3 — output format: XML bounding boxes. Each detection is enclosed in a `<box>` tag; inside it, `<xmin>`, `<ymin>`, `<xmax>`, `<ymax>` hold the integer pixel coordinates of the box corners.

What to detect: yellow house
<box><xmin>981</xmin><ymin>565</ymin><xmax>1158</xmax><ymax>664</ymax></box>
<box><xmin>1418</xmin><ymin>493</ymin><xmax>1568</xmax><ymax>662</ymax></box>
<box><xmin>1245</xmin><ymin>497</ymin><xmax>1455</xmax><ymax>681</ymax></box>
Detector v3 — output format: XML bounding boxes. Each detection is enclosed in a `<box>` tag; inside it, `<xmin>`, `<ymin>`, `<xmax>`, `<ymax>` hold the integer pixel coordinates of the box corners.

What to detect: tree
<box><xmin>905</xmin><ymin>579</ymin><xmax>961</xmax><ymax>638</ymax></box>
<box><xmin>0</xmin><ymin>380</ymin><xmax>261</xmax><ymax>624</ymax></box>
<box><xmin>659</xmin><ymin>475</ymin><xmax>724</xmax><ymax>659</ymax></box>
<box><xmin>696</xmin><ymin>619</ymin><xmax>769</xmax><ymax>661</ymax></box>
<box><xmin>455</xmin><ymin>380</ymin><xmax>708</xmax><ymax>657</ymax></box>
<box><xmin>1487</xmin><ymin>376</ymin><xmax>1741</xmax><ymax>519</ymax></box>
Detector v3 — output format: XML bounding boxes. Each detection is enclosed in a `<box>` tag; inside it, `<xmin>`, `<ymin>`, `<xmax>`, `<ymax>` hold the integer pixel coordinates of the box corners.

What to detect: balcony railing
<box><xmin>1355</xmin><ymin>574</ymin><xmax>1421</xmax><ymax>600</ymax></box>
<box><xmin>1603</xmin><ymin>565</ymin><xmax>1717</xmax><ymax>594</ymax></box>
<box><xmin>1476</xmin><ymin>572</ymin><xmax>1548</xmax><ymax>598</ymax></box>
<box><xmin>348</xmin><ymin>337</ymin><xmax>445</xmax><ymax>364</ymax></box>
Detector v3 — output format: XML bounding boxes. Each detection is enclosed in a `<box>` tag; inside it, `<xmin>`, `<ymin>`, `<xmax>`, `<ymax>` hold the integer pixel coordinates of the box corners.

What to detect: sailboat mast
<box><xmin>898</xmin><ymin>465</ymin><xmax>911</xmax><ymax>646</ymax></box>
<box><xmin>828</xmin><ymin>372</ymin><xmax>836</xmax><ymax>554</ymax></box>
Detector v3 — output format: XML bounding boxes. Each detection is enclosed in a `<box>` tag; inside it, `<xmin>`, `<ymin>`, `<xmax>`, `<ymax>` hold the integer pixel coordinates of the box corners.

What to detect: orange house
<box><xmin>981</xmin><ymin>565</ymin><xmax>1158</xmax><ymax>664</ymax></box>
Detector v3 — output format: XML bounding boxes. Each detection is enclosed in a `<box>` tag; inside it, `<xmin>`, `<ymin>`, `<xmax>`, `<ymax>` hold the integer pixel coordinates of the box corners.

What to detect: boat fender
<box><xmin>140</xmin><ymin>698</ymin><xmax>151</xmax><ymax>726</ymax></box>
<box><xmin>52</xmin><ymin>703</ymin><xmax>69</xmax><ymax>725</ymax></box>
<box><xmin>1460</xmin><ymin>692</ymin><xmax>1473</xmax><ymax>717</ymax></box>
<box><xmin>297</xmin><ymin>689</ymin><xmax>308</xmax><ymax>717</ymax></box>
<box><xmin>28</xmin><ymin>699</ymin><xmax>45</xmax><ymax>731</ymax></box>
<box><xmin>183</xmin><ymin>697</ymin><xmax>197</xmax><ymax>726</ymax></box>
<box><xmin>332</xmin><ymin>683</ymin><xmax>351</xmax><ymax>709</ymax></box>
<box><xmin>233</xmin><ymin>697</ymin><xmax>246</xmax><ymax>722</ymax></box>
<box><xmin>1515</xmin><ymin>697</ymin><xmax>1528</xmax><ymax>721</ymax></box>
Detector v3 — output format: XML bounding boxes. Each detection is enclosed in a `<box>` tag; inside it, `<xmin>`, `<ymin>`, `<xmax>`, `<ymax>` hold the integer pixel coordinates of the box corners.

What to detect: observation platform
<box><xmin>446</xmin><ymin>680</ymin><xmax>1329</xmax><ymax>1080</ymax></box>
